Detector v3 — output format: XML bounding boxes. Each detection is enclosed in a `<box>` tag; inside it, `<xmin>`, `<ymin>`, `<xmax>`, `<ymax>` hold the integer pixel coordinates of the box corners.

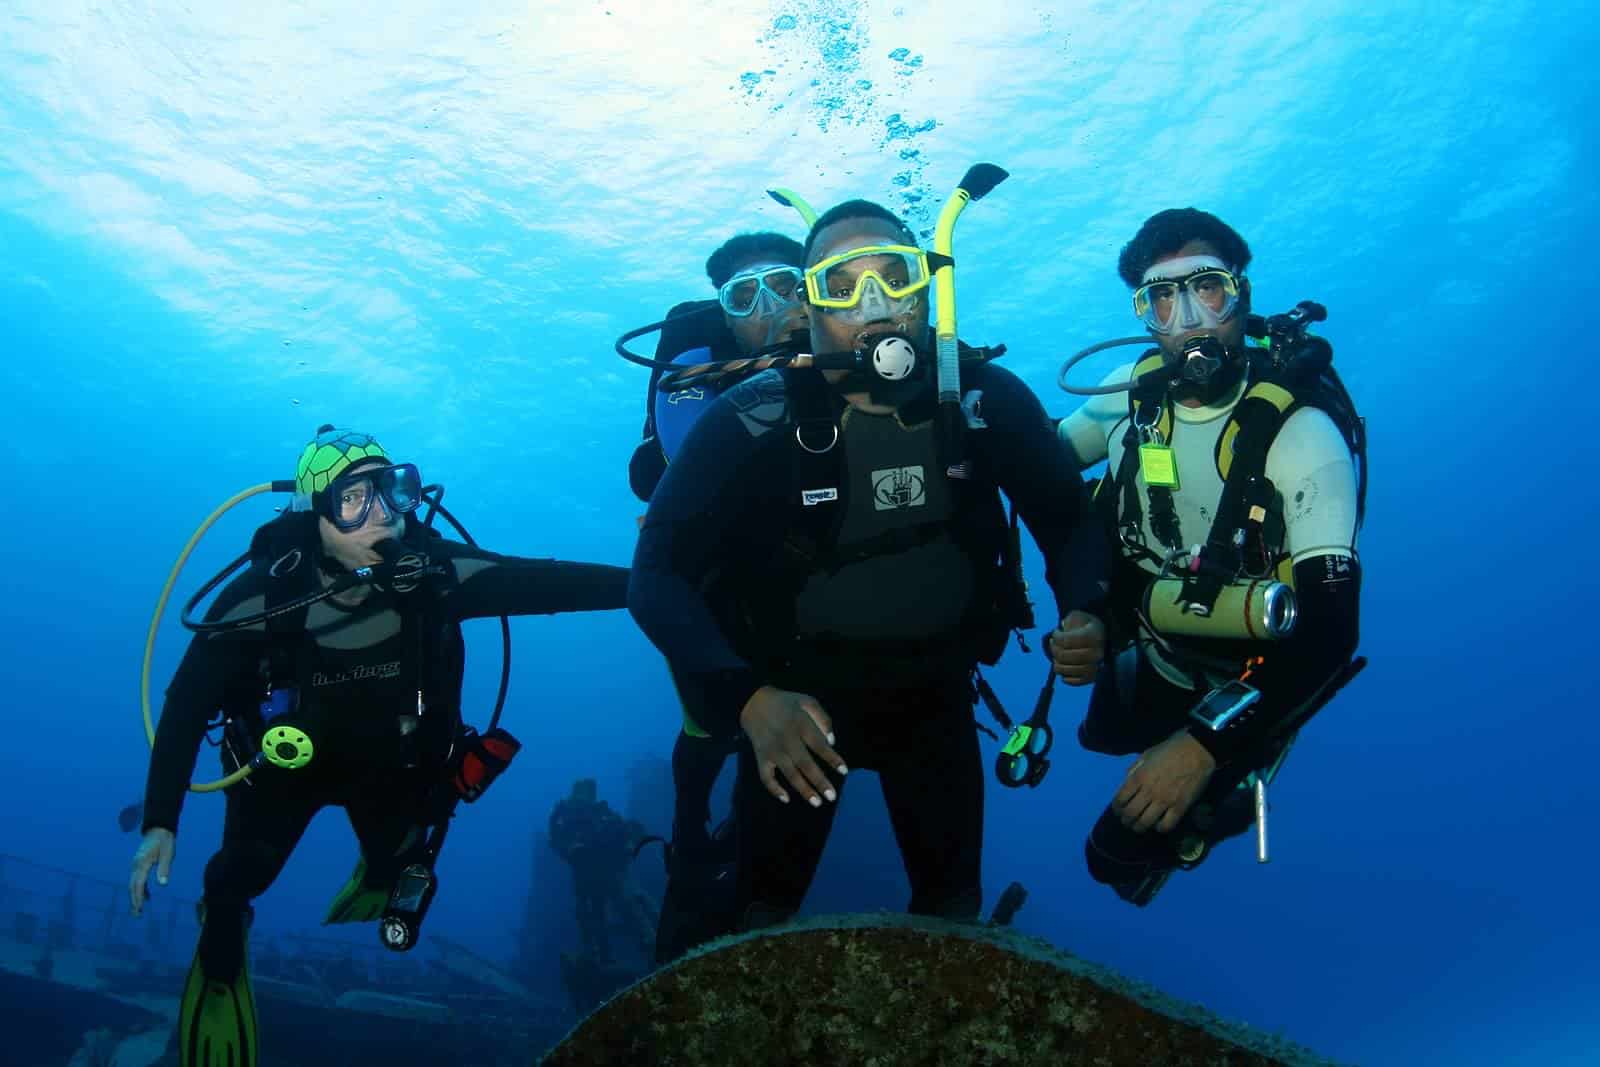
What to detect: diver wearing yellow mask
<box><xmin>629</xmin><ymin>186</ymin><xmax>1109</xmax><ymax>946</ymax></box>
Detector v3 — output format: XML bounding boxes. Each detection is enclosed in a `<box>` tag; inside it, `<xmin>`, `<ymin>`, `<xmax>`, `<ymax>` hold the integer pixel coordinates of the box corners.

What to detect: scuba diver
<box><xmin>127</xmin><ymin>425</ymin><xmax>631</xmax><ymax>1067</ymax></box>
<box><xmin>628</xmin><ymin>228</ymin><xmax>811</xmax><ymax>503</ymax></box>
<box><xmin>1055</xmin><ymin>208</ymin><xmax>1367</xmax><ymax>906</ymax></box>
<box><xmin>624</xmin><ymin>228</ymin><xmax>811</xmax><ymax>964</ymax></box>
<box><xmin>627</xmin><ymin>172</ymin><xmax>1110</xmax><ymax>939</ymax></box>
<box><xmin>547</xmin><ymin>778</ymin><xmax>658</xmax><ymax>967</ymax></box>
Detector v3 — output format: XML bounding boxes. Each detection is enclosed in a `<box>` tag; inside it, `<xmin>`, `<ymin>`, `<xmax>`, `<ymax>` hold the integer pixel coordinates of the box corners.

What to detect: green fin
<box><xmin>179</xmin><ymin>922</ymin><xmax>257</xmax><ymax>1067</ymax></box>
<box><xmin>323</xmin><ymin>856</ymin><xmax>392</xmax><ymax>925</ymax></box>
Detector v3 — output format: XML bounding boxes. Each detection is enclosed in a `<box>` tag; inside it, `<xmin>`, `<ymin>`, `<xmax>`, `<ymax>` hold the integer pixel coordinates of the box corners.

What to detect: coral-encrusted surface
<box><xmin>540</xmin><ymin>914</ymin><xmax>1341</xmax><ymax>1066</ymax></box>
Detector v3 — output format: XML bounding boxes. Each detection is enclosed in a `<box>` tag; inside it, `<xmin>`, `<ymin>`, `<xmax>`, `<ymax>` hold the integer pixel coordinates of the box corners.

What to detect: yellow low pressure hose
<box><xmin>142</xmin><ymin>482</ymin><xmax>276</xmax><ymax>793</ymax></box>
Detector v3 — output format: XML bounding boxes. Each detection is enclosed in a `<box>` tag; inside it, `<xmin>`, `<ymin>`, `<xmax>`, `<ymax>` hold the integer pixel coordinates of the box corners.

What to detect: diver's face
<box><xmin>804</xmin><ymin>219</ymin><xmax>930</xmax><ymax>375</ymax></box>
<box><xmin>1148</xmin><ymin>239</ymin><xmax>1250</xmax><ymax>361</ymax></box>
<box><xmin>318</xmin><ymin>460</ymin><xmax>405</xmax><ymax>569</ymax></box>
<box><xmin>722</xmin><ymin>255</ymin><xmax>808</xmax><ymax>357</ymax></box>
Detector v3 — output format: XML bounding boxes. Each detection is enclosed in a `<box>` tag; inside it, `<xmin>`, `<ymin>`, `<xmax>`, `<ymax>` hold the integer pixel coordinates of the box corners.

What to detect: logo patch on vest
<box><xmin>801</xmin><ymin>487</ymin><xmax>839</xmax><ymax>507</ymax></box>
<box><xmin>871</xmin><ymin>465</ymin><xmax>926</xmax><ymax>511</ymax></box>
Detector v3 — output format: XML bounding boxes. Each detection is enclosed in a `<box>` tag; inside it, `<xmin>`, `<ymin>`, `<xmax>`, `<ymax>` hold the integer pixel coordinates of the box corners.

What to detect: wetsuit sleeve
<box><xmin>441</xmin><ymin>544</ymin><xmax>630</xmax><ymax>620</ymax></box>
<box><xmin>1187</xmin><ymin>553</ymin><xmax>1362</xmax><ymax>767</ymax></box>
<box><xmin>628</xmin><ymin>378</ymin><xmax>789</xmax><ymax>738</ymax></box>
<box><xmin>972</xmin><ymin>363</ymin><xmax>1110</xmax><ymax>623</ymax></box>
<box><xmin>1268</xmin><ymin>407</ymin><xmax>1360</xmax><ymax>563</ymax></box>
<box><xmin>141</xmin><ymin>582</ymin><xmax>267</xmax><ymax>836</ymax></box>
<box><xmin>1055</xmin><ymin>365</ymin><xmax>1133</xmax><ymax>469</ymax></box>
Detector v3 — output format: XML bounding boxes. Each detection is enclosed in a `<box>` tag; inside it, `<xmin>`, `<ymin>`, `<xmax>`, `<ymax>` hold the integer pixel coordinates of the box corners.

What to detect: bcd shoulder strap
<box><xmin>248</xmin><ymin>514</ymin><xmax>319</xmax><ymax>689</ymax></box>
<box><xmin>1102</xmin><ymin>351</ymin><xmax>1180</xmax><ymax>568</ymax></box>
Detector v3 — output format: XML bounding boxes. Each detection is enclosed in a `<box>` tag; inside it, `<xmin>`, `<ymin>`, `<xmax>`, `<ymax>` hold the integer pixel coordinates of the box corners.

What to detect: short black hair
<box><xmin>1117</xmin><ymin>208</ymin><xmax>1253</xmax><ymax>288</ymax></box>
<box><xmin>802</xmin><ymin>199</ymin><xmax>916</xmax><ymax>264</ymax></box>
<box><xmin>705</xmin><ymin>232</ymin><xmax>805</xmax><ymax>290</ymax></box>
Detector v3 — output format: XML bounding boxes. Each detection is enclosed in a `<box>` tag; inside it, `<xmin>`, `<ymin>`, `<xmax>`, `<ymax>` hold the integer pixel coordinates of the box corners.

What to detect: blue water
<box><xmin>2</xmin><ymin>2</ymin><xmax>1596</xmax><ymax>1063</ymax></box>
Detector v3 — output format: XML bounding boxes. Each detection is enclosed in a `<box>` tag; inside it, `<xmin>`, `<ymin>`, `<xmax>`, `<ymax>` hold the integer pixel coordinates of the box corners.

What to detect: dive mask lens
<box><xmin>803</xmin><ymin>245</ymin><xmax>931</xmax><ymax>311</ymax></box>
<box><xmin>718</xmin><ymin>266</ymin><xmax>803</xmax><ymax>317</ymax></box>
<box><xmin>327</xmin><ymin>463</ymin><xmax>422</xmax><ymax>531</ymax></box>
<box><xmin>381</xmin><ymin>463</ymin><xmax>423</xmax><ymax>515</ymax></box>
<box><xmin>1132</xmin><ymin>259</ymin><xmax>1240</xmax><ymax>335</ymax></box>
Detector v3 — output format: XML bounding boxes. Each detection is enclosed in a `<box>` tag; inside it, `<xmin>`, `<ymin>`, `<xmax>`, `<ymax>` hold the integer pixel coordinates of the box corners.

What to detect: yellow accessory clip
<box><xmin>1138</xmin><ymin>442</ymin><xmax>1180</xmax><ymax>489</ymax></box>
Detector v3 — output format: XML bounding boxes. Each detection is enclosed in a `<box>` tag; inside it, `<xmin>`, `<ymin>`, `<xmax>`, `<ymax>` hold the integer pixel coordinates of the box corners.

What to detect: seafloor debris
<box><xmin>539</xmin><ymin>913</ymin><xmax>1342</xmax><ymax>1067</ymax></box>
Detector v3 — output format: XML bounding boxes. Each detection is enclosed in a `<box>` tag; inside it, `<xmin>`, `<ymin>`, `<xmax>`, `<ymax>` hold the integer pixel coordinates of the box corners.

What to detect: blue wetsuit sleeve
<box><xmin>970</xmin><ymin>362</ymin><xmax>1110</xmax><ymax>624</ymax></box>
<box><xmin>628</xmin><ymin>381</ymin><xmax>788</xmax><ymax>738</ymax></box>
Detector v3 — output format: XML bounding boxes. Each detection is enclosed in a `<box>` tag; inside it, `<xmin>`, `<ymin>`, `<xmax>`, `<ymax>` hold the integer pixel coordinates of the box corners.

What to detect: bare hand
<box><xmin>129</xmin><ymin>828</ymin><xmax>176</xmax><ymax>916</ymax></box>
<box><xmin>1049</xmin><ymin>610</ymin><xmax>1106</xmax><ymax>685</ymax></box>
<box><xmin>1113</xmin><ymin>731</ymin><xmax>1217</xmax><ymax>833</ymax></box>
<box><xmin>739</xmin><ymin>686</ymin><xmax>848</xmax><ymax>807</ymax></box>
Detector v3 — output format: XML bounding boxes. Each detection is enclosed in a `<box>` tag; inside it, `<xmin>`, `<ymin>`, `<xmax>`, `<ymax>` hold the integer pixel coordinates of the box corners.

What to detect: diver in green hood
<box><xmin>129</xmin><ymin>425</ymin><xmax>632</xmax><ymax>1067</ymax></box>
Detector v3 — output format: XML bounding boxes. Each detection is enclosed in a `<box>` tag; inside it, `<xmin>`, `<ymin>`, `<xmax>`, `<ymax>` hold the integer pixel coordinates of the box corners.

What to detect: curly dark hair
<box><xmin>802</xmin><ymin>199</ymin><xmax>916</xmax><ymax>264</ymax></box>
<box><xmin>705</xmin><ymin>232</ymin><xmax>805</xmax><ymax>290</ymax></box>
<box><xmin>1117</xmin><ymin>208</ymin><xmax>1252</xmax><ymax>288</ymax></box>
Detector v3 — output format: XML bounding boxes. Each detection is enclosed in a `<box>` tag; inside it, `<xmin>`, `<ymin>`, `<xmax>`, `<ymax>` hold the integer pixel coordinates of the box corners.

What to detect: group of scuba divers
<box><xmin>127</xmin><ymin>162</ymin><xmax>1367</xmax><ymax>1066</ymax></box>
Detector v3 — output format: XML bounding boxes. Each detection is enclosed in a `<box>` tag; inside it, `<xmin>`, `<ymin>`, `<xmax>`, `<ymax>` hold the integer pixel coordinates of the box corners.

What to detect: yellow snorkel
<box><xmin>932</xmin><ymin>164</ymin><xmax>1009</xmax><ymax>458</ymax></box>
<box><xmin>766</xmin><ymin>187</ymin><xmax>820</xmax><ymax>228</ymax></box>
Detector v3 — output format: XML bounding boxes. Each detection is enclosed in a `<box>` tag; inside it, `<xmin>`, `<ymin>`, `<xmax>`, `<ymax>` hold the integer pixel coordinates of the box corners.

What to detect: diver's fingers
<box><xmin>1133</xmin><ymin>800</ymin><xmax>1166</xmax><ymax>834</ymax></box>
<box><xmin>795</xmin><ymin>697</ymin><xmax>847</xmax><ymax>774</ymax></box>
<box><xmin>1119</xmin><ymin>795</ymin><xmax>1154</xmax><ymax>832</ymax></box>
<box><xmin>1051</xmin><ymin>639</ymin><xmax>1101</xmax><ymax>664</ymax></box>
<box><xmin>774</xmin><ymin>752</ymin><xmax>820</xmax><ymax>806</ymax></box>
<box><xmin>1055</xmin><ymin>661</ymin><xmax>1097</xmax><ymax>686</ymax></box>
<box><xmin>1155</xmin><ymin>805</ymin><xmax>1184</xmax><ymax>834</ymax></box>
<box><xmin>796</xmin><ymin>695</ymin><xmax>833</xmax><ymax>744</ymax></box>
<box><xmin>1112</xmin><ymin>766</ymin><xmax>1145</xmax><ymax>811</ymax></box>
<box><xmin>156</xmin><ymin>838</ymin><xmax>174</xmax><ymax>886</ymax></box>
<box><xmin>757</xmin><ymin>757</ymin><xmax>790</xmax><ymax>805</ymax></box>
<box><xmin>784</xmin><ymin>747</ymin><xmax>838</xmax><ymax>807</ymax></box>
<box><xmin>129</xmin><ymin>854</ymin><xmax>151</xmax><ymax>916</ymax></box>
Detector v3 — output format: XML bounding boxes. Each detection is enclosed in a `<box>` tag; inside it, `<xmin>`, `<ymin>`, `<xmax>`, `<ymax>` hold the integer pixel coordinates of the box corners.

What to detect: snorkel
<box><xmin>932</xmin><ymin>163</ymin><xmax>1009</xmax><ymax>458</ymax></box>
<box><xmin>767</xmin><ymin>187</ymin><xmax>820</xmax><ymax>228</ymax></box>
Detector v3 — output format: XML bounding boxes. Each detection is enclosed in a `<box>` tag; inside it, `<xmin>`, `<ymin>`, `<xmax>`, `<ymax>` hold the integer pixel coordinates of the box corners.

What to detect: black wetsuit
<box><xmin>629</xmin><ymin>362</ymin><xmax>1106</xmax><ymax>932</ymax></box>
<box><xmin>626</xmin><ymin>304</ymin><xmax>747</xmax><ymax>928</ymax></box>
<box><xmin>143</xmin><ymin>528</ymin><xmax>628</xmax><ymax>972</ymax></box>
